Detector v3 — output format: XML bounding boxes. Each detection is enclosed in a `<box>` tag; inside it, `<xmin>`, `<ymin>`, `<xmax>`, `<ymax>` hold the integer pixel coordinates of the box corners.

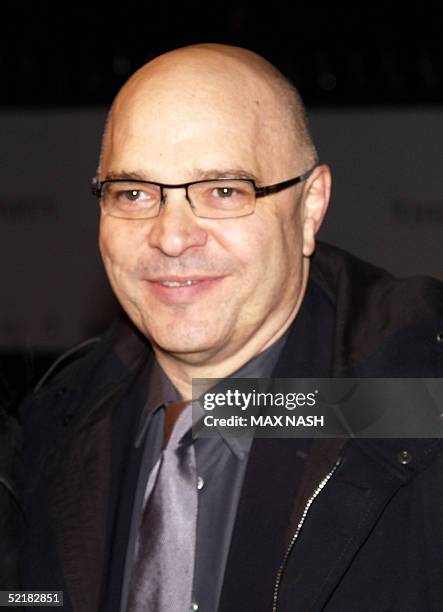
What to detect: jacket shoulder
<box><xmin>311</xmin><ymin>242</ymin><xmax>443</xmax><ymax>372</ymax></box>
<box><xmin>312</xmin><ymin>241</ymin><xmax>443</xmax><ymax>318</ymax></box>
<box><xmin>25</xmin><ymin>313</ymin><xmax>137</xmax><ymax>398</ymax></box>
<box><xmin>33</xmin><ymin>337</ymin><xmax>101</xmax><ymax>393</ymax></box>
<box><xmin>19</xmin><ymin>315</ymin><xmax>150</xmax><ymax>428</ymax></box>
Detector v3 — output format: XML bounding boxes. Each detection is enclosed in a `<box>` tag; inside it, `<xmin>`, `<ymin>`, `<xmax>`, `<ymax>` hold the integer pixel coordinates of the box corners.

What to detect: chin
<box><xmin>141</xmin><ymin>320</ymin><xmax>222</xmax><ymax>357</ymax></box>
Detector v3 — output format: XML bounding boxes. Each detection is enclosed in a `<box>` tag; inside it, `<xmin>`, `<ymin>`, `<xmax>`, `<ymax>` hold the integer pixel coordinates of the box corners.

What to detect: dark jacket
<box><xmin>20</xmin><ymin>242</ymin><xmax>443</xmax><ymax>611</ymax></box>
<box><xmin>0</xmin><ymin>407</ymin><xmax>24</xmax><ymax>590</ymax></box>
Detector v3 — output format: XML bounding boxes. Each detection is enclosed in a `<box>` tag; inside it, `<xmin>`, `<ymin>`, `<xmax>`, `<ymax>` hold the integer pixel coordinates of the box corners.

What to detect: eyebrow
<box><xmin>104</xmin><ymin>167</ymin><xmax>260</xmax><ymax>183</ymax></box>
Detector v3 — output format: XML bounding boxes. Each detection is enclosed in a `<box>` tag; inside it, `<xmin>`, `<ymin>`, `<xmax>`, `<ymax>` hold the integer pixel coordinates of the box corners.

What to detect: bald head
<box><xmin>98</xmin><ymin>44</ymin><xmax>318</xmax><ymax>178</ymax></box>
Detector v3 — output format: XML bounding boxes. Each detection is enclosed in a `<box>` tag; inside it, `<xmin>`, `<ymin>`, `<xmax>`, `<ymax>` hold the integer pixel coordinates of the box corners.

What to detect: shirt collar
<box><xmin>134</xmin><ymin>328</ymin><xmax>290</xmax><ymax>455</ymax></box>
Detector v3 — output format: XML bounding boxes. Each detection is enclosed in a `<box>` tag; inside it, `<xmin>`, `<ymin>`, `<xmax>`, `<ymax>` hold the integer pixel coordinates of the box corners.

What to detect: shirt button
<box><xmin>190</xmin><ymin>602</ymin><xmax>199</xmax><ymax>611</ymax></box>
<box><xmin>197</xmin><ymin>476</ymin><xmax>204</xmax><ymax>490</ymax></box>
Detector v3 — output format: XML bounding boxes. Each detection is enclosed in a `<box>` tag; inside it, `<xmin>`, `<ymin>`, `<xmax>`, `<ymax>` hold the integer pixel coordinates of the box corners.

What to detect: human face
<box><xmin>99</xmin><ymin>65</ymin><xmax>310</xmax><ymax>366</ymax></box>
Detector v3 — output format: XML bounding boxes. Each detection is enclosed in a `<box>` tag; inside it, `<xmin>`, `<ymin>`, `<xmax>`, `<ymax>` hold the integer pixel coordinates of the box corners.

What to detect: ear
<box><xmin>301</xmin><ymin>164</ymin><xmax>332</xmax><ymax>257</ymax></box>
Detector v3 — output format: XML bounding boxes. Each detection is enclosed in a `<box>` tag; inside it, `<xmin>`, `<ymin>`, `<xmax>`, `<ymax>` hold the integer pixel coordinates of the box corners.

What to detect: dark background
<box><xmin>2</xmin><ymin>3</ymin><xmax>443</xmax><ymax>108</ymax></box>
<box><xmin>1</xmin><ymin>2</ymin><xmax>442</xmax><ymax>406</ymax></box>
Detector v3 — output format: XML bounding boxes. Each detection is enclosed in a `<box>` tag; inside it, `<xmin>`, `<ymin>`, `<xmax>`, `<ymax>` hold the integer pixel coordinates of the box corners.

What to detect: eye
<box><xmin>123</xmin><ymin>189</ymin><xmax>143</xmax><ymax>201</ymax></box>
<box><xmin>114</xmin><ymin>186</ymin><xmax>157</xmax><ymax>205</ymax></box>
<box><xmin>214</xmin><ymin>187</ymin><xmax>238</xmax><ymax>198</ymax></box>
<box><xmin>211</xmin><ymin>185</ymin><xmax>246</xmax><ymax>200</ymax></box>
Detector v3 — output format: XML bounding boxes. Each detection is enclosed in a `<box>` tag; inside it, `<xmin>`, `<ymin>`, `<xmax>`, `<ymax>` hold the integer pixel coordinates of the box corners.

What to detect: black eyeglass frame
<box><xmin>91</xmin><ymin>162</ymin><xmax>319</xmax><ymax>213</ymax></box>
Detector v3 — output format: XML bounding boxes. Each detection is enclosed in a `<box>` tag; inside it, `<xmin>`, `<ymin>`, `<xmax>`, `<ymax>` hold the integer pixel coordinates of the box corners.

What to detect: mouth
<box><xmin>146</xmin><ymin>276</ymin><xmax>225</xmax><ymax>303</ymax></box>
<box><xmin>156</xmin><ymin>279</ymin><xmax>204</xmax><ymax>288</ymax></box>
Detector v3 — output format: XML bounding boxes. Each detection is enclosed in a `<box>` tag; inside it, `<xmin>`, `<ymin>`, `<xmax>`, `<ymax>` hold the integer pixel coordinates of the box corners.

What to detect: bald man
<box><xmin>21</xmin><ymin>44</ymin><xmax>443</xmax><ymax>612</ymax></box>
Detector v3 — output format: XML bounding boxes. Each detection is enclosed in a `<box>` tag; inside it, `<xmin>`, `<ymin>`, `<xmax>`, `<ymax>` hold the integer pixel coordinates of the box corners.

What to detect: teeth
<box><xmin>159</xmin><ymin>280</ymin><xmax>200</xmax><ymax>287</ymax></box>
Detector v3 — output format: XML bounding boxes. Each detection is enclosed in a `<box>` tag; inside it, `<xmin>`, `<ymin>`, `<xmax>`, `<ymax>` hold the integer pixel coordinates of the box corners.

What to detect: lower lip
<box><xmin>146</xmin><ymin>278</ymin><xmax>224</xmax><ymax>303</ymax></box>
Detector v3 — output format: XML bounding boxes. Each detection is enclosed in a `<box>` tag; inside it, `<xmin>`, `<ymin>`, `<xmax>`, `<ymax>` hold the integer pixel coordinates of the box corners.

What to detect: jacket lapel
<box><xmin>218</xmin><ymin>437</ymin><xmax>312</xmax><ymax>612</ymax></box>
<box><xmin>218</xmin><ymin>436</ymin><xmax>347</xmax><ymax>612</ymax></box>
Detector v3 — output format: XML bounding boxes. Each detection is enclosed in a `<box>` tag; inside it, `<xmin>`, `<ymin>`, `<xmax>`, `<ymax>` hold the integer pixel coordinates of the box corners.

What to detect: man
<box><xmin>21</xmin><ymin>44</ymin><xmax>443</xmax><ymax>611</ymax></box>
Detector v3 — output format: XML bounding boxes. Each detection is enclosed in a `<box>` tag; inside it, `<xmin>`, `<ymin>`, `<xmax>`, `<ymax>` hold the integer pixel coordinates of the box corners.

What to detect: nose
<box><xmin>147</xmin><ymin>187</ymin><xmax>208</xmax><ymax>256</ymax></box>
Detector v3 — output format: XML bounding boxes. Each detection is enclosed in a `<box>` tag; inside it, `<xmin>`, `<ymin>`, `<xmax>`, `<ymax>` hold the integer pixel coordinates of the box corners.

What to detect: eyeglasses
<box><xmin>91</xmin><ymin>163</ymin><xmax>318</xmax><ymax>220</ymax></box>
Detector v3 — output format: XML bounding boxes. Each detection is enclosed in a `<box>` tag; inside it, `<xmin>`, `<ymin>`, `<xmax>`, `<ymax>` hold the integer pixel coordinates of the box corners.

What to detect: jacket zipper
<box><xmin>272</xmin><ymin>457</ymin><xmax>342</xmax><ymax>612</ymax></box>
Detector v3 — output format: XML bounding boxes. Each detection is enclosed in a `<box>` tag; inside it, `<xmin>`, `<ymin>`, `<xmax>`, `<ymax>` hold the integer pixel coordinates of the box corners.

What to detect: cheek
<box><xmin>100</xmin><ymin>218</ymin><xmax>140</xmax><ymax>271</ymax></box>
<box><xmin>249</xmin><ymin>205</ymin><xmax>305</xmax><ymax>303</ymax></box>
<box><xmin>98</xmin><ymin>219</ymin><xmax>147</xmax><ymax>303</ymax></box>
<box><xmin>218</xmin><ymin>219</ymin><xmax>269</xmax><ymax>277</ymax></box>
<box><xmin>251</xmin><ymin>205</ymin><xmax>302</xmax><ymax>269</ymax></box>
<box><xmin>221</xmin><ymin>213</ymin><xmax>292</xmax><ymax>298</ymax></box>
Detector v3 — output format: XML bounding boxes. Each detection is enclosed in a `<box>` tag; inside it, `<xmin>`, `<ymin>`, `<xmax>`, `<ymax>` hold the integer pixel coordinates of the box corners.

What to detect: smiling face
<box><xmin>99</xmin><ymin>45</ymin><xmax>330</xmax><ymax>375</ymax></box>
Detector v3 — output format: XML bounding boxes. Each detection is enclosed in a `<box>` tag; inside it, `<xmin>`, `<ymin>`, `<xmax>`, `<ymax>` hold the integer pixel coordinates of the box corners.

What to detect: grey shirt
<box><xmin>127</xmin><ymin>331</ymin><xmax>289</xmax><ymax>612</ymax></box>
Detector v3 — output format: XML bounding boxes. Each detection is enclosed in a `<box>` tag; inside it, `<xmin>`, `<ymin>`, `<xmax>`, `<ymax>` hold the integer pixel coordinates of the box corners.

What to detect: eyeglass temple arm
<box><xmin>91</xmin><ymin>177</ymin><xmax>101</xmax><ymax>197</ymax></box>
<box><xmin>255</xmin><ymin>164</ymin><xmax>319</xmax><ymax>197</ymax></box>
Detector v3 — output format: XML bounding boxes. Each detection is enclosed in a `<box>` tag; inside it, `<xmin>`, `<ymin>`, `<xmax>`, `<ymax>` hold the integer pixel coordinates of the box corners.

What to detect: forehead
<box><xmin>103</xmin><ymin>69</ymin><xmax>288</xmax><ymax>183</ymax></box>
